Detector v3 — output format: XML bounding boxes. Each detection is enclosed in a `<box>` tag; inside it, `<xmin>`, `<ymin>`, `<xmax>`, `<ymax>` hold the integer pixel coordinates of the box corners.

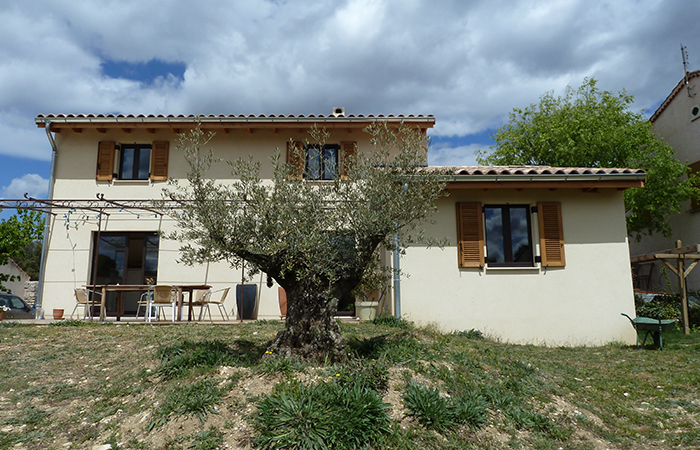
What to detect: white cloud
<box><xmin>0</xmin><ymin>0</ymin><xmax>699</xmax><ymax>163</ymax></box>
<box><xmin>1</xmin><ymin>174</ymin><xmax>49</xmax><ymax>199</ymax></box>
<box><xmin>429</xmin><ymin>143</ymin><xmax>489</xmax><ymax>167</ymax></box>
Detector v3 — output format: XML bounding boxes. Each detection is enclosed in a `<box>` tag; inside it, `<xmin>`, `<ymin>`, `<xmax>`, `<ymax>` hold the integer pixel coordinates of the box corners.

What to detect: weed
<box><xmin>323</xmin><ymin>357</ymin><xmax>389</xmax><ymax>392</ymax></box>
<box><xmin>256</xmin><ymin>355</ymin><xmax>307</xmax><ymax>377</ymax></box>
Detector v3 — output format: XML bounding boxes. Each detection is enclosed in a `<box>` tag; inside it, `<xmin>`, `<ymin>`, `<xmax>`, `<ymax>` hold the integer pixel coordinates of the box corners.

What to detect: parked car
<box><xmin>0</xmin><ymin>292</ymin><xmax>36</xmax><ymax>319</ymax></box>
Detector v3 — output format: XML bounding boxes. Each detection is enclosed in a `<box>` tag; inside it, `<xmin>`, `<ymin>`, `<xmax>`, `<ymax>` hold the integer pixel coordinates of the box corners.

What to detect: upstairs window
<box><xmin>287</xmin><ymin>141</ymin><xmax>356</xmax><ymax>181</ymax></box>
<box><xmin>306</xmin><ymin>144</ymin><xmax>339</xmax><ymax>180</ymax></box>
<box><xmin>119</xmin><ymin>144</ymin><xmax>151</xmax><ymax>180</ymax></box>
<box><xmin>96</xmin><ymin>141</ymin><xmax>169</xmax><ymax>182</ymax></box>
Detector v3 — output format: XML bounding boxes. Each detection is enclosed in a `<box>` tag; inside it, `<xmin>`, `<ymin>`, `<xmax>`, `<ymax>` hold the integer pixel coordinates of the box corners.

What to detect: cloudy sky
<box><xmin>1</xmin><ymin>0</ymin><xmax>699</xmax><ymax>207</ymax></box>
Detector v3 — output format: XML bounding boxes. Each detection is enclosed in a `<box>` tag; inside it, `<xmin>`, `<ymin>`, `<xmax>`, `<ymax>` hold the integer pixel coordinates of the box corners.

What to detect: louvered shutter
<box><xmin>537</xmin><ymin>202</ymin><xmax>565</xmax><ymax>267</ymax></box>
<box><xmin>150</xmin><ymin>141</ymin><xmax>169</xmax><ymax>181</ymax></box>
<box><xmin>96</xmin><ymin>141</ymin><xmax>115</xmax><ymax>181</ymax></box>
<box><xmin>287</xmin><ymin>141</ymin><xmax>304</xmax><ymax>180</ymax></box>
<box><xmin>456</xmin><ymin>202</ymin><xmax>484</xmax><ymax>268</ymax></box>
<box><xmin>340</xmin><ymin>141</ymin><xmax>357</xmax><ymax>180</ymax></box>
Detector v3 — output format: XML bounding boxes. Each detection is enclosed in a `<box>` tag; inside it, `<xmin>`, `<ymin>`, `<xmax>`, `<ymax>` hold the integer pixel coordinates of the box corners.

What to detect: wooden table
<box><xmin>175</xmin><ymin>285</ymin><xmax>211</xmax><ymax>321</ymax></box>
<box><xmin>85</xmin><ymin>284</ymin><xmax>211</xmax><ymax>322</ymax></box>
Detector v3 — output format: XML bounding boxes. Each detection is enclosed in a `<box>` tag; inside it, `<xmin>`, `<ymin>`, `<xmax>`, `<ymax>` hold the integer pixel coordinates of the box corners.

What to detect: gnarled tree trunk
<box><xmin>267</xmin><ymin>279</ymin><xmax>347</xmax><ymax>362</ymax></box>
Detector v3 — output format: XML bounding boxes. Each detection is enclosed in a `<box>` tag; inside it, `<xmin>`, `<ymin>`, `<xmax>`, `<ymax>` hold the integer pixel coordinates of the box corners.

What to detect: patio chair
<box><xmin>135</xmin><ymin>288</ymin><xmax>155</xmax><ymax>321</ymax></box>
<box><xmin>71</xmin><ymin>288</ymin><xmax>102</xmax><ymax>319</ymax></box>
<box><xmin>148</xmin><ymin>285</ymin><xmax>177</xmax><ymax>322</ymax></box>
<box><xmin>199</xmin><ymin>287</ymin><xmax>231</xmax><ymax>322</ymax></box>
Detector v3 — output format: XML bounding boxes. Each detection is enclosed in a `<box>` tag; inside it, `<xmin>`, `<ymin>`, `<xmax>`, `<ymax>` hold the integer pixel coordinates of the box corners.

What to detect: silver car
<box><xmin>0</xmin><ymin>292</ymin><xmax>36</xmax><ymax>319</ymax></box>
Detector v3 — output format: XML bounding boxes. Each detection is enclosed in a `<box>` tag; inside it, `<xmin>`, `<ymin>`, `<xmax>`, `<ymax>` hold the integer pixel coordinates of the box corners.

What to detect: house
<box><xmin>33</xmin><ymin>113</ymin><xmax>643</xmax><ymax>345</ymax></box>
<box><xmin>0</xmin><ymin>258</ymin><xmax>30</xmax><ymax>298</ymax></box>
<box><xmin>628</xmin><ymin>70</ymin><xmax>700</xmax><ymax>292</ymax></box>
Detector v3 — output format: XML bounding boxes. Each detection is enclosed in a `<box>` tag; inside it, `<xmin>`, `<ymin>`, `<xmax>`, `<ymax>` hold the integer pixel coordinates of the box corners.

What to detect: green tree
<box><xmin>163</xmin><ymin>123</ymin><xmax>446</xmax><ymax>361</ymax></box>
<box><xmin>478</xmin><ymin>78</ymin><xmax>697</xmax><ymax>239</ymax></box>
<box><xmin>0</xmin><ymin>210</ymin><xmax>44</xmax><ymax>292</ymax></box>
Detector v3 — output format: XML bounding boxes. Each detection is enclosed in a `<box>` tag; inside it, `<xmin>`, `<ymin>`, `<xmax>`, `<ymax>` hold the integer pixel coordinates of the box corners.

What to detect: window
<box><xmin>119</xmin><ymin>144</ymin><xmax>151</xmax><ymax>180</ymax></box>
<box><xmin>456</xmin><ymin>201</ymin><xmax>565</xmax><ymax>268</ymax></box>
<box><xmin>306</xmin><ymin>144</ymin><xmax>339</xmax><ymax>180</ymax></box>
<box><xmin>287</xmin><ymin>141</ymin><xmax>356</xmax><ymax>180</ymax></box>
<box><xmin>96</xmin><ymin>141</ymin><xmax>169</xmax><ymax>182</ymax></box>
<box><xmin>484</xmin><ymin>205</ymin><xmax>533</xmax><ymax>266</ymax></box>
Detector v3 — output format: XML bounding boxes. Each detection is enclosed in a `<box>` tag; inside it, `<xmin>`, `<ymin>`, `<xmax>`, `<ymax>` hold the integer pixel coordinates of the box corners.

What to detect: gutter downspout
<box><xmin>393</xmin><ymin>183</ymin><xmax>408</xmax><ymax>319</ymax></box>
<box><xmin>36</xmin><ymin>121</ymin><xmax>58</xmax><ymax>319</ymax></box>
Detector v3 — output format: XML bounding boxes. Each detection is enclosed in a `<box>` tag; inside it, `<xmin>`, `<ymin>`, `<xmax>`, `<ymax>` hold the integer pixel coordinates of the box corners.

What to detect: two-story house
<box><xmin>34</xmin><ymin>112</ymin><xmax>643</xmax><ymax>345</ymax></box>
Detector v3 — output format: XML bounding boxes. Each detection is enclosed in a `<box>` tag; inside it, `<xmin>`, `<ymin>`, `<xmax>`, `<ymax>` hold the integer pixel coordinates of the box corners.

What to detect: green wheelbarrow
<box><xmin>621</xmin><ymin>313</ymin><xmax>676</xmax><ymax>350</ymax></box>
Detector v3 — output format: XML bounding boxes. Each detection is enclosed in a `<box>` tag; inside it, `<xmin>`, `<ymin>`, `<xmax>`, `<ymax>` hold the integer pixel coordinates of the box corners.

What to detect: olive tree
<box><xmin>162</xmin><ymin>122</ymin><xmax>446</xmax><ymax>361</ymax></box>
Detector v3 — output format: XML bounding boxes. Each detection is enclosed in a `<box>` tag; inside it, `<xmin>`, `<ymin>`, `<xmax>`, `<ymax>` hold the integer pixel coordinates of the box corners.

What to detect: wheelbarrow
<box><xmin>621</xmin><ymin>313</ymin><xmax>676</xmax><ymax>350</ymax></box>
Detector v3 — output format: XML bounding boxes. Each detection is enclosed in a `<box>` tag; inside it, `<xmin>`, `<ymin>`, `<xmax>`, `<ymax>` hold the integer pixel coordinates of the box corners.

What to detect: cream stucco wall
<box><xmin>400</xmin><ymin>188</ymin><xmax>637</xmax><ymax>345</ymax></box>
<box><xmin>42</xmin><ymin>126</ymin><xmax>377</xmax><ymax>319</ymax></box>
<box><xmin>628</xmin><ymin>75</ymin><xmax>700</xmax><ymax>292</ymax></box>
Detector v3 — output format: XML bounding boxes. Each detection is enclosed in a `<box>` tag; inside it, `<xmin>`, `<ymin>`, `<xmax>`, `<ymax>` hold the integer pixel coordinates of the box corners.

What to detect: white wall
<box><xmin>400</xmin><ymin>188</ymin><xmax>637</xmax><ymax>345</ymax></box>
<box><xmin>41</xmin><ymin>126</ymin><xmax>376</xmax><ymax>319</ymax></box>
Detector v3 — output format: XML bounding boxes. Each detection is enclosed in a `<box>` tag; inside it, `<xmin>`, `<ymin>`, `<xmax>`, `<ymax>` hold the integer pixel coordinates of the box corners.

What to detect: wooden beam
<box><xmin>96</xmin><ymin>128</ymin><xmax>106</xmax><ymax>134</ymax></box>
<box><xmin>146</xmin><ymin>128</ymin><xmax>155</xmax><ymax>134</ymax></box>
<box><xmin>121</xmin><ymin>128</ymin><xmax>131</xmax><ymax>134</ymax></box>
<box><xmin>70</xmin><ymin>127</ymin><xmax>82</xmax><ymax>133</ymax></box>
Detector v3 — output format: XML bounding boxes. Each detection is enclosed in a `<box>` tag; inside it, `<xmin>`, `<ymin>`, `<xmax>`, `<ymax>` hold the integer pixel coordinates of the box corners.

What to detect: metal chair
<box><xmin>71</xmin><ymin>288</ymin><xmax>102</xmax><ymax>319</ymax></box>
<box><xmin>148</xmin><ymin>285</ymin><xmax>176</xmax><ymax>322</ymax></box>
<box><xmin>199</xmin><ymin>287</ymin><xmax>231</xmax><ymax>322</ymax></box>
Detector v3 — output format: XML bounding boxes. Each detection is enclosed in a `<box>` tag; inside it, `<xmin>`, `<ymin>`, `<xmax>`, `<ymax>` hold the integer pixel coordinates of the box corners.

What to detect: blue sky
<box><xmin>1</xmin><ymin>0</ymin><xmax>699</xmax><ymax>220</ymax></box>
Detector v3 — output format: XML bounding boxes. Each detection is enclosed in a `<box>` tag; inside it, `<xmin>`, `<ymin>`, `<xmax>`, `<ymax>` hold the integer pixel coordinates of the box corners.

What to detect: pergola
<box><xmin>630</xmin><ymin>240</ymin><xmax>698</xmax><ymax>335</ymax></box>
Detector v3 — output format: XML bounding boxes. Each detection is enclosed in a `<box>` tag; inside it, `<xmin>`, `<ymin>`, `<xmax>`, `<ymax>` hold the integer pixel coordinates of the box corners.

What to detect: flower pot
<box><xmin>53</xmin><ymin>309</ymin><xmax>64</xmax><ymax>320</ymax></box>
<box><xmin>356</xmin><ymin>301</ymin><xmax>379</xmax><ymax>321</ymax></box>
<box><xmin>0</xmin><ymin>311</ymin><xmax>5</xmax><ymax>321</ymax></box>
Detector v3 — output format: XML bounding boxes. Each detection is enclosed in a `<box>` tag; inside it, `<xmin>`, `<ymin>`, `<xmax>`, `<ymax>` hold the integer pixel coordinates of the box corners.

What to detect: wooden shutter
<box><xmin>286</xmin><ymin>141</ymin><xmax>304</xmax><ymax>180</ymax></box>
<box><xmin>96</xmin><ymin>141</ymin><xmax>115</xmax><ymax>181</ymax></box>
<box><xmin>456</xmin><ymin>202</ymin><xmax>484</xmax><ymax>268</ymax></box>
<box><xmin>150</xmin><ymin>141</ymin><xmax>170</xmax><ymax>181</ymax></box>
<box><xmin>340</xmin><ymin>141</ymin><xmax>357</xmax><ymax>180</ymax></box>
<box><xmin>537</xmin><ymin>201</ymin><xmax>565</xmax><ymax>267</ymax></box>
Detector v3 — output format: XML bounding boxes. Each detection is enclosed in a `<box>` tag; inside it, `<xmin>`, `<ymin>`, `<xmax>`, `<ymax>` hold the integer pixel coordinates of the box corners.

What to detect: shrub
<box><xmin>369</xmin><ymin>315</ymin><xmax>413</xmax><ymax>329</ymax></box>
<box><xmin>253</xmin><ymin>381</ymin><xmax>391</xmax><ymax>449</ymax></box>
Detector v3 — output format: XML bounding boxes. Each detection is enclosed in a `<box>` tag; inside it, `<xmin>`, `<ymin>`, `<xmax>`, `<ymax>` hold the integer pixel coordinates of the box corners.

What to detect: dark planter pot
<box><xmin>236</xmin><ymin>284</ymin><xmax>258</xmax><ymax>320</ymax></box>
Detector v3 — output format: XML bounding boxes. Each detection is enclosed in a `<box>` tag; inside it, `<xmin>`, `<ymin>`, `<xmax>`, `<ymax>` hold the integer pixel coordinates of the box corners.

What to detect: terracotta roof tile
<box><xmin>433</xmin><ymin>165</ymin><xmax>645</xmax><ymax>176</ymax></box>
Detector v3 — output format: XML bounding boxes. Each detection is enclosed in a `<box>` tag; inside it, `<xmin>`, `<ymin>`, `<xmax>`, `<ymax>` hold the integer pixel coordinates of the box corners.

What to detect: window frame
<box><xmin>305</xmin><ymin>144</ymin><xmax>340</xmax><ymax>180</ymax></box>
<box><xmin>118</xmin><ymin>144</ymin><xmax>152</xmax><ymax>181</ymax></box>
<box><xmin>483</xmin><ymin>204</ymin><xmax>535</xmax><ymax>267</ymax></box>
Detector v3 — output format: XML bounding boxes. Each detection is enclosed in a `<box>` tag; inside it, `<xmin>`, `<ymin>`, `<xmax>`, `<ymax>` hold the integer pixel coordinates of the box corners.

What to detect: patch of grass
<box><xmin>253</xmin><ymin>381</ymin><xmax>391</xmax><ymax>449</ymax></box>
<box><xmin>452</xmin><ymin>328</ymin><xmax>484</xmax><ymax>340</ymax></box>
<box><xmin>149</xmin><ymin>378</ymin><xmax>225</xmax><ymax>429</ymax></box>
<box><xmin>156</xmin><ymin>339</ymin><xmax>241</xmax><ymax>379</ymax></box>
<box><xmin>189</xmin><ymin>427</ymin><xmax>224</xmax><ymax>450</ymax></box>
<box><xmin>323</xmin><ymin>357</ymin><xmax>389</xmax><ymax>393</ymax></box>
<box><xmin>256</xmin><ymin>355</ymin><xmax>307</xmax><ymax>377</ymax></box>
<box><xmin>401</xmin><ymin>381</ymin><xmax>486</xmax><ymax>431</ymax></box>
<box><xmin>370</xmin><ymin>314</ymin><xmax>413</xmax><ymax>329</ymax></box>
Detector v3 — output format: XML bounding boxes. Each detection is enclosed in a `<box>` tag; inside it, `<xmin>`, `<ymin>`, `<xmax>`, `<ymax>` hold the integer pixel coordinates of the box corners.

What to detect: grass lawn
<box><xmin>1</xmin><ymin>318</ymin><xmax>699</xmax><ymax>449</ymax></box>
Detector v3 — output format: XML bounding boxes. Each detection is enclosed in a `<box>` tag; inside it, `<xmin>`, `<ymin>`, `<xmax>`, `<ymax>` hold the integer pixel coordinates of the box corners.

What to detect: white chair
<box><xmin>147</xmin><ymin>285</ymin><xmax>176</xmax><ymax>322</ymax></box>
<box><xmin>72</xmin><ymin>288</ymin><xmax>102</xmax><ymax>319</ymax></box>
<box><xmin>136</xmin><ymin>288</ymin><xmax>155</xmax><ymax>321</ymax></box>
<box><xmin>199</xmin><ymin>287</ymin><xmax>231</xmax><ymax>322</ymax></box>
